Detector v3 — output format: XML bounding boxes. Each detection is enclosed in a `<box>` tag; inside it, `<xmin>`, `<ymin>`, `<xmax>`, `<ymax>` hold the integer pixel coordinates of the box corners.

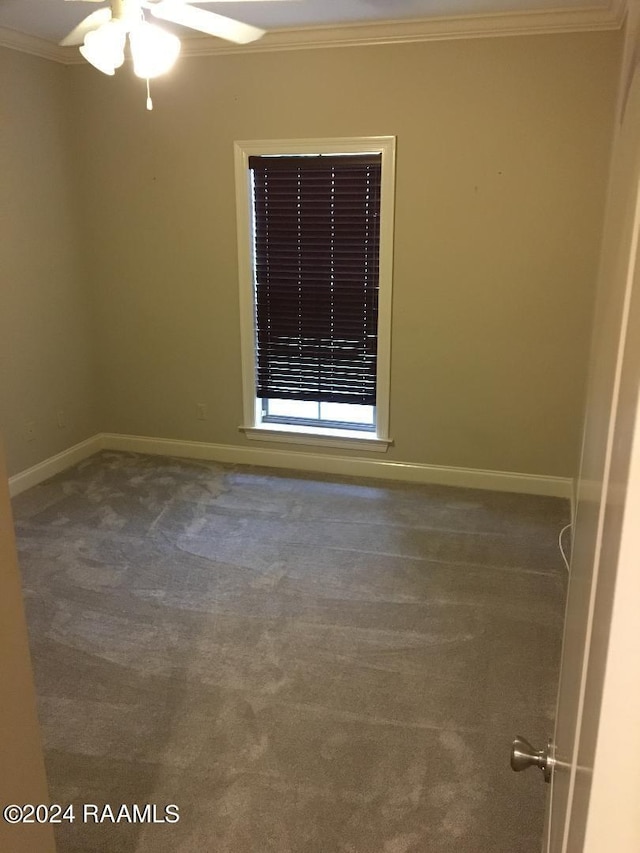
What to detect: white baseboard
<box><xmin>8</xmin><ymin>435</ymin><xmax>104</xmax><ymax>497</ymax></box>
<box><xmin>8</xmin><ymin>431</ymin><xmax>573</xmax><ymax>500</ymax></box>
<box><xmin>101</xmin><ymin>432</ymin><xmax>573</xmax><ymax>499</ymax></box>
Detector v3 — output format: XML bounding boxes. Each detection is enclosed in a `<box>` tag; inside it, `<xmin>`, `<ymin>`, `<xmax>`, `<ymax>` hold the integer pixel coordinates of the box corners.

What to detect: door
<box><xmin>0</xmin><ymin>441</ymin><xmax>56</xmax><ymax>853</ymax></box>
<box><xmin>544</xmin><ymin>14</ymin><xmax>640</xmax><ymax>852</ymax></box>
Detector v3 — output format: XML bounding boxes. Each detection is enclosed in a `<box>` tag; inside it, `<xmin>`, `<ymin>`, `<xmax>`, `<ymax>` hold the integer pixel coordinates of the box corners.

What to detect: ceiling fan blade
<box><xmin>149</xmin><ymin>3</ymin><xmax>265</xmax><ymax>44</ymax></box>
<box><xmin>59</xmin><ymin>8</ymin><xmax>112</xmax><ymax>46</ymax></box>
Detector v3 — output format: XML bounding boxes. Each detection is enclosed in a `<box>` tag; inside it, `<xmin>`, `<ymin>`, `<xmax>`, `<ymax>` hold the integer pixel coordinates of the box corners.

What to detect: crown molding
<box><xmin>0</xmin><ymin>26</ymin><xmax>70</xmax><ymax>63</ymax></box>
<box><xmin>0</xmin><ymin>1</ymin><xmax>626</xmax><ymax>66</ymax></box>
<box><xmin>178</xmin><ymin>1</ymin><xmax>627</xmax><ymax>58</ymax></box>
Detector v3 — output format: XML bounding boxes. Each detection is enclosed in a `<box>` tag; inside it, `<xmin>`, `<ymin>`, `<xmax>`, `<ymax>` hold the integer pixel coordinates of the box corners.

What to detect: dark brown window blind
<box><xmin>249</xmin><ymin>153</ymin><xmax>382</xmax><ymax>405</ymax></box>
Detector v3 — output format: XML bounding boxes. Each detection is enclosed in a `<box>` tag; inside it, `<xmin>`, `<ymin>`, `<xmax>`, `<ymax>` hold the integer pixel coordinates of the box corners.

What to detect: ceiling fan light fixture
<box><xmin>79</xmin><ymin>21</ymin><xmax>126</xmax><ymax>76</ymax></box>
<box><xmin>129</xmin><ymin>22</ymin><xmax>181</xmax><ymax>79</ymax></box>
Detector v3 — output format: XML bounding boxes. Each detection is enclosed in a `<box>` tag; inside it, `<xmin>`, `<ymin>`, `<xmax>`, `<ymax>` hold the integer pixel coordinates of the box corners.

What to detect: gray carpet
<box><xmin>12</xmin><ymin>451</ymin><xmax>568</xmax><ymax>853</ymax></box>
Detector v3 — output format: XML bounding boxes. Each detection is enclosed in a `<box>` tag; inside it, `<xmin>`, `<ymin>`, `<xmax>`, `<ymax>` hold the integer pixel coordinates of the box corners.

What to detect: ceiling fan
<box><xmin>60</xmin><ymin>0</ymin><xmax>287</xmax><ymax>83</ymax></box>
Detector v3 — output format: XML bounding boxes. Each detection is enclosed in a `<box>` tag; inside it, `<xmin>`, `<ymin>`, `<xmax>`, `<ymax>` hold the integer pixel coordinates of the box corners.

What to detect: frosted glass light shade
<box><xmin>79</xmin><ymin>22</ymin><xmax>126</xmax><ymax>76</ymax></box>
<box><xmin>129</xmin><ymin>22</ymin><xmax>180</xmax><ymax>79</ymax></box>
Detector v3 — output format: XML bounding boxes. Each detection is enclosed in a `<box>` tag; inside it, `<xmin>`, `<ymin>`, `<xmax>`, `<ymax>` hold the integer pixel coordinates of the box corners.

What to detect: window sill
<box><xmin>240</xmin><ymin>424</ymin><xmax>392</xmax><ymax>452</ymax></box>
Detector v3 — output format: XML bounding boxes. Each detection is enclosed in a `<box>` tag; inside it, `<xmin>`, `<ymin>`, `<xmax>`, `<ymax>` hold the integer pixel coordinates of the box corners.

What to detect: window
<box><xmin>234</xmin><ymin>138</ymin><xmax>395</xmax><ymax>450</ymax></box>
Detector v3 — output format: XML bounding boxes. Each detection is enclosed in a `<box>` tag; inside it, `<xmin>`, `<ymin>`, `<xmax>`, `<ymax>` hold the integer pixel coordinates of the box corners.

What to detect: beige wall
<box><xmin>0</xmin><ymin>31</ymin><xmax>621</xmax><ymax>481</ymax></box>
<box><xmin>67</xmin><ymin>31</ymin><xmax>620</xmax><ymax>479</ymax></box>
<box><xmin>0</xmin><ymin>442</ymin><xmax>55</xmax><ymax>852</ymax></box>
<box><xmin>0</xmin><ymin>48</ymin><xmax>97</xmax><ymax>478</ymax></box>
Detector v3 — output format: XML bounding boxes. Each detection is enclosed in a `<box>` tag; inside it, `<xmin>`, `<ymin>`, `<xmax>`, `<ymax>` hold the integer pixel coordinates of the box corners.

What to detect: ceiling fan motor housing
<box><xmin>111</xmin><ymin>0</ymin><xmax>144</xmax><ymax>32</ymax></box>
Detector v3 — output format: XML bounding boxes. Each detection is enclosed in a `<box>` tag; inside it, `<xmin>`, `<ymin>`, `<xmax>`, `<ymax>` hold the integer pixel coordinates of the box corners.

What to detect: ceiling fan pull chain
<box><xmin>146</xmin><ymin>77</ymin><xmax>153</xmax><ymax>111</ymax></box>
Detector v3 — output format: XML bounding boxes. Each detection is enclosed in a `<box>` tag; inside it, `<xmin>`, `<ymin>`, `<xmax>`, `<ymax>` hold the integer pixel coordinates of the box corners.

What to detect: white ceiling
<box><xmin>0</xmin><ymin>0</ymin><xmax>617</xmax><ymax>45</ymax></box>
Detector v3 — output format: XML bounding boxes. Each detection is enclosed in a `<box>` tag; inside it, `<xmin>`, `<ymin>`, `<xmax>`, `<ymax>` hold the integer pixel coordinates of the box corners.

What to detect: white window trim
<box><xmin>234</xmin><ymin>136</ymin><xmax>395</xmax><ymax>451</ymax></box>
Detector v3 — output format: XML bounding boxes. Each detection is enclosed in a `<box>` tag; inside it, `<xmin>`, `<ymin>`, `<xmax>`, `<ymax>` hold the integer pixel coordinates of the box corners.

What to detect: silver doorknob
<box><xmin>510</xmin><ymin>735</ymin><xmax>555</xmax><ymax>783</ymax></box>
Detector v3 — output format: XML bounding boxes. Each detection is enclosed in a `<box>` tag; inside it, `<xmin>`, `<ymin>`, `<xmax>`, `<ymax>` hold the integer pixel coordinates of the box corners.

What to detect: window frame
<box><xmin>234</xmin><ymin>137</ymin><xmax>395</xmax><ymax>451</ymax></box>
